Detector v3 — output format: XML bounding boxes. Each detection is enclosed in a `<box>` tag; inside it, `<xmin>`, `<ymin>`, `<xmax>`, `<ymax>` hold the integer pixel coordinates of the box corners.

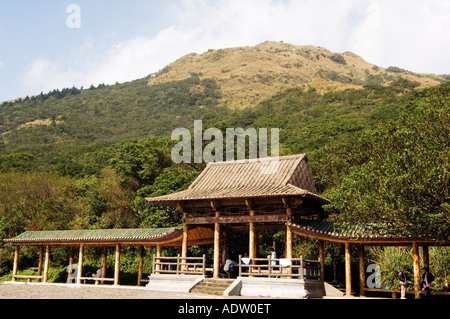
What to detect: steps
<box><xmin>190</xmin><ymin>278</ymin><xmax>235</xmax><ymax>296</ymax></box>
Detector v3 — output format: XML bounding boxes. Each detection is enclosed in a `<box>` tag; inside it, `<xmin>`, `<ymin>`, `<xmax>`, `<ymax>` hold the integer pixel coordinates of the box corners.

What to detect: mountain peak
<box><xmin>149</xmin><ymin>41</ymin><xmax>443</xmax><ymax>108</ymax></box>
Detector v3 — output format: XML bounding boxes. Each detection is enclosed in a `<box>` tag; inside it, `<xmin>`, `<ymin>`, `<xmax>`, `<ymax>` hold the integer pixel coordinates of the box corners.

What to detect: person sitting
<box><xmin>223</xmin><ymin>258</ymin><xmax>236</xmax><ymax>278</ymax></box>
<box><xmin>422</xmin><ymin>267</ymin><xmax>435</xmax><ymax>299</ymax></box>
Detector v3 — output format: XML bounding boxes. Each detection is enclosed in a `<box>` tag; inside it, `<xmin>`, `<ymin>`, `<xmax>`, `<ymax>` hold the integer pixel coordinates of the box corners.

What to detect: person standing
<box><xmin>398</xmin><ymin>266</ymin><xmax>408</xmax><ymax>299</ymax></box>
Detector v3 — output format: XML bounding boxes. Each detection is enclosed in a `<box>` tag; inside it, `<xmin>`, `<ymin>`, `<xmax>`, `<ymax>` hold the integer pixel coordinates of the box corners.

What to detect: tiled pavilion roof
<box><xmin>146</xmin><ymin>154</ymin><xmax>330</xmax><ymax>206</ymax></box>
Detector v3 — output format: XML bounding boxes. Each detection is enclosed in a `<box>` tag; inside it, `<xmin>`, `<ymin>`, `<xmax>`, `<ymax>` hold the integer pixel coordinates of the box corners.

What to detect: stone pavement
<box><xmin>0</xmin><ymin>281</ymin><xmax>234</xmax><ymax>299</ymax></box>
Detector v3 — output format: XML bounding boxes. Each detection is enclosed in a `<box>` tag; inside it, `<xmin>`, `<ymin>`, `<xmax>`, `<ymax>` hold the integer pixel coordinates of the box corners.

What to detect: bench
<box><xmin>78</xmin><ymin>277</ymin><xmax>115</xmax><ymax>285</ymax></box>
<box><xmin>12</xmin><ymin>275</ymin><xmax>43</xmax><ymax>283</ymax></box>
<box><xmin>363</xmin><ymin>288</ymin><xmax>423</xmax><ymax>298</ymax></box>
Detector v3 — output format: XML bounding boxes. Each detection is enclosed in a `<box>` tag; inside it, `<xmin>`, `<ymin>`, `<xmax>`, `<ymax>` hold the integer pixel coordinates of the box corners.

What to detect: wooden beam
<box><xmin>412</xmin><ymin>241</ymin><xmax>421</xmax><ymax>299</ymax></box>
<box><xmin>226</xmin><ymin>224</ymin><xmax>285</xmax><ymax>232</ymax></box>
<box><xmin>77</xmin><ymin>243</ymin><xmax>84</xmax><ymax>284</ymax></box>
<box><xmin>12</xmin><ymin>245</ymin><xmax>20</xmax><ymax>282</ymax></box>
<box><xmin>185</xmin><ymin>214</ymin><xmax>289</xmax><ymax>225</ymax></box>
<box><xmin>358</xmin><ymin>245</ymin><xmax>365</xmax><ymax>296</ymax></box>
<box><xmin>114</xmin><ymin>244</ymin><xmax>121</xmax><ymax>285</ymax></box>
<box><xmin>345</xmin><ymin>242</ymin><xmax>352</xmax><ymax>296</ymax></box>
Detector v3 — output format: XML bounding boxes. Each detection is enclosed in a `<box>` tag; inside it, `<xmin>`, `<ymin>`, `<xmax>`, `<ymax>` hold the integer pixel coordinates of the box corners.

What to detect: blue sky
<box><xmin>0</xmin><ymin>0</ymin><xmax>449</xmax><ymax>102</ymax></box>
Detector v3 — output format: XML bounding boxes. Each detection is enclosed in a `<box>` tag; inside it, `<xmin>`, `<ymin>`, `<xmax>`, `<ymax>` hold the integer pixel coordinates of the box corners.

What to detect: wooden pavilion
<box><xmin>145</xmin><ymin>154</ymin><xmax>330</xmax><ymax>279</ymax></box>
<box><xmin>145</xmin><ymin>153</ymin><xmax>450</xmax><ymax>298</ymax></box>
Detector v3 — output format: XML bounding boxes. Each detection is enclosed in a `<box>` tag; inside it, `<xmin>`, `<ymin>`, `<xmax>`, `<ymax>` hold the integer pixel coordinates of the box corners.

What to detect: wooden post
<box><xmin>283</xmin><ymin>198</ymin><xmax>293</xmax><ymax>260</ymax></box>
<box><xmin>67</xmin><ymin>247</ymin><xmax>74</xmax><ymax>283</ymax></box>
<box><xmin>181</xmin><ymin>212</ymin><xmax>188</xmax><ymax>273</ymax></box>
<box><xmin>12</xmin><ymin>245</ymin><xmax>20</xmax><ymax>282</ymax></box>
<box><xmin>210</xmin><ymin>201</ymin><xmax>221</xmax><ymax>278</ymax></box>
<box><xmin>345</xmin><ymin>242</ymin><xmax>352</xmax><ymax>296</ymax></box>
<box><xmin>137</xmin><ymin>246</ymin><xmax>144</xmax><ymax>285</ymax></box>
<box><xmin>77</xmin><ymin>243</ymin><xmax>84</xmax><ymax>284</ymax></box>
<box><xmin>285</xmin><ymin>217</ymin><xmax>292</xmax><ymax>259</ymax></box>
<box><xmin>318</xmin><ymin>240</ymin><xmax>325</xmax><ymax>281</ymax></box>
<box><xmin>101</xmin><ymin>247</ymin><xmax>107</xmax><ymax>284</ymax></box>
<box><xmin>422</xmin><ymin>245</ymin><xmax>429</xmax><ymax>270</ymax></box>
<box><xmin>155</xmin><ymin>244</ymin><xmax>161</xmax><ymax>274</ymax></box>
<box><xmin>213</xmin><ymin>210</ymin><xmax>221</xmax><ymax>278</ymax></box>
<box><xmin>43</xmin><ymin>245</ymin><xmax>50</xmax><ymax>283</ymax></box>
<box><xmin>222</xmin><ymin>230</ymin><xmax>228</xmax><ymax>263</ymax></box>
<box><xmin>37</xmin><ymin>246</ymin><xmax>44</xmax><ymax>282</ymax></box>
<box><xmin>358</xmin><ymin>245</ymin><xmax>365</xmax><ymax>296</ymax></box>
<box><xmin>246</xmin><ymin>199</ymin><xmax>257</xmax><ymax>262</ymax></box>
<box><xmin>114</xmin><ymin>244</ymin><xmax>121</xmax><ymax>285</ymax></box>
<box><xmin>412</xmin><ymin>241</ymin><xmax>421</xmax><ymax>299</ymax></box>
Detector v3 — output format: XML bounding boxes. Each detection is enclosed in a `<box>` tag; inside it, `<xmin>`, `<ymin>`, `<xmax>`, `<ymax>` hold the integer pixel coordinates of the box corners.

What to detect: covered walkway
<box><xmin>4</xmin><ymin>226</ymin><xmax>214</xmax><ymax>285</ymax></box>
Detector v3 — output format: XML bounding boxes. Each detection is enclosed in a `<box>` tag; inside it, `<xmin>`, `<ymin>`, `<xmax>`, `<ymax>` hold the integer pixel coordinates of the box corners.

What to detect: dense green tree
<box><xmin>326</xmin><ymin>85</ymin><xmax>450</xmax><ymax>238</ymax></box>
<box><xmin>110</xmin><ymin>136</ymin><xmax>173</xmax><ymax>186</ymax></box>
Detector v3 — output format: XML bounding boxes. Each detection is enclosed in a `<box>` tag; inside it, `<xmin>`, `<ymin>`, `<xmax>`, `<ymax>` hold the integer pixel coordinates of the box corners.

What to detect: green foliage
<box><xmin>110</xmin><ymin>136</ymin><xmax>173</xmax><ymax>186</ymax></box>
<box><xmin>327</xmin><ymin>85</ymin><xmax>450</xmax><ymax>238</ymax></box>
<box><xmin>328</xmin><ymin>53</ymin><xmax>347</xmax><ymax>65</ymax></box>
<box><xmin>137</xmin><ymin>166</ymin><xmax>200</xmax><ymax>228</ymax></box>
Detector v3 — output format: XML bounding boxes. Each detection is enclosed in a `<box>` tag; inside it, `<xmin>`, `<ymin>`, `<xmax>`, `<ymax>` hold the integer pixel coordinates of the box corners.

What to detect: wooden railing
<box><xmin>238</xmin><ymin>255</ymin><xmax>321</xmax><ymax>280</ymax></box>
<box><xmin>152</xmin><ymin>254</ymin><xmax>206</xmax><ymax>276</ymax></box>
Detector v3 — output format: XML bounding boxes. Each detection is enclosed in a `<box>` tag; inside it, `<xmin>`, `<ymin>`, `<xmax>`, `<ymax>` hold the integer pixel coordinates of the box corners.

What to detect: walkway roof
<box><xmin>4</xmin><ymin>226</ymin><xmax>214</xmax><ymax>246</ymax></box>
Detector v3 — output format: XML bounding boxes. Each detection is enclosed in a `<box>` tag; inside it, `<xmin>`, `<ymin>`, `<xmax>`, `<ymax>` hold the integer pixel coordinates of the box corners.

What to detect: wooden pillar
<box><xmin>285</xmin><ymin>214</ymin><xmax>292</xmax><ymax>259</ymax></box>
<box><xmin>213</xmin><ymin>210</ymin><xmax>221</xmax><ymax>278</ymax></box>
<box><xmin>222</xmin><ymin>230</ymin><xmax>228</xmax><ymax>263</ymax></box>
<box><xmin>245</xmin><ymin>199</ymin><xmax>257</xmax><ymax>262</ymax></box>
<box><xmin>412</xmin><ymin>241</ymin><xmax>421</xmax><ymax>299</ymax></box>
<box><xmin>37</xmin><ymin>246</ymin><xmax>44</xmax><ymax>282</ymax></box>
<box><xmin>422</xmin><ymin>245</ymin><xmax>429</xmax><ymax>270</ymax></box>
<box><xmin>155</xmin><ymin>244</ymin><xmax>161</xmax><ymax>273</ymax></box>
<box><xmin>114</xmin><ymin>244</ymin><xmax>121</xmax><ymax>285</ymax></box>
<box><xmin>77</xmin><ymin>243</ymin><xmax>84</xmax><ymax>284</ymax></box>
<box><xmin>43</xmin><ymin>245</ymin><xmax>50</xmax><ymax>283</ymax></box>
<box><xmin>282</xmin><ymin>198</ymin><xmax>293</xmax><ymax>260</ymax></box>
<box><xmin>137</xmin><ymin>246</ymin><xmax>144</xmax><ymax>285</ymax></box>
<box><xmin>249</xmin><ymin>217</ymin><xmax>257</xmax><ymax>260</ymax></box>
<box><xmin>210</xmin><ymin>201</ymin><xmax>221</xmax><ymax>278</ymax></box>
<box><xmin>181</xmin><ymin>212</ymin><xmax>188</xmax><ymax>273</ymax></box>
<box><xmin>67</xmin><ymin>247</ymin><xmax>74</xmax><ymax>283</ymax></box>
<box><xmin>318</xmin><ymin>240</ymin><xmax>325</xmax><ymax>281</ymax></box>
<box><xmin>101</xmin><ymin>247</ymin><xmax>107</xmax><ymax>284</ymax></box>
<box><xmin>345</xmin><ymin>242</ymin><xmax>352</xmax><ymax>296</ymax></box>
<box><xmin>358</xmin><ymin>245</ymin><xmax>365</xmax><ymax>296</ymax></box>
<box><xmin>12</xmin><ymin>245</ymin><xmax>20</xmax><ymax>282</ymax></box>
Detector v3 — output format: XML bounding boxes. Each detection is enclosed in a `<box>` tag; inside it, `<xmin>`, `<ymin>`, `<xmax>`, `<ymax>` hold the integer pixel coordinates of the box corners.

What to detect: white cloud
<box><xmin>20</xmin><ymin>0</ymin><xmax>450</xmax><ymax>96</ymax></box>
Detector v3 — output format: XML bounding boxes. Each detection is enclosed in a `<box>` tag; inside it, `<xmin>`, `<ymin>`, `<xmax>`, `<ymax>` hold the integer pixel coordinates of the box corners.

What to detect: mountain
<box><xmin>149</xmin><ymin>41</ymin><xmax>446</xmax><ymax>108</ymax></box>
<box><xmin>0</xmin><ymin>41</ymin><xmax>447</xmax><ymax>158</ymax></box>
